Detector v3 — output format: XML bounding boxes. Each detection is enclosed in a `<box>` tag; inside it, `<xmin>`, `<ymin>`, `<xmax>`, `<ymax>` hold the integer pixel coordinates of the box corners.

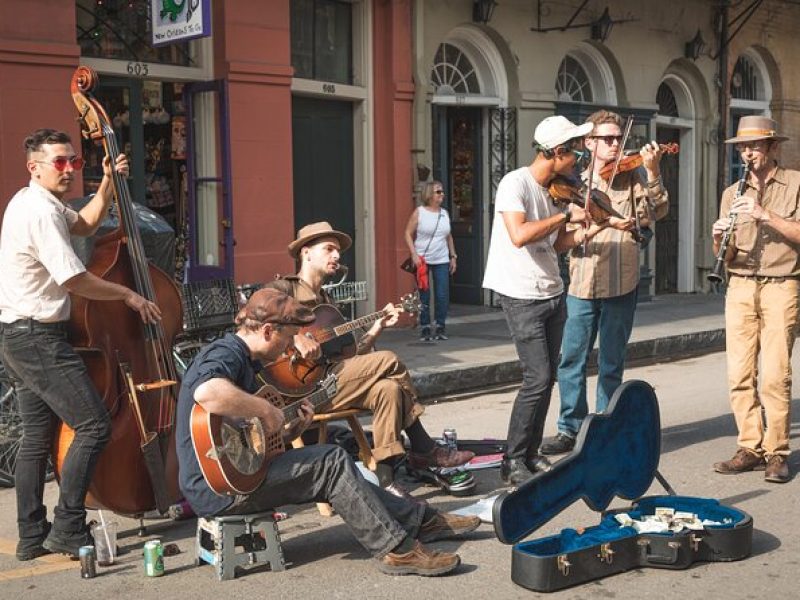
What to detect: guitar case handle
<box><xmin>638</xmin><ymin>539</ymin><xmax>681</xmax><ymax>565</ymax></box>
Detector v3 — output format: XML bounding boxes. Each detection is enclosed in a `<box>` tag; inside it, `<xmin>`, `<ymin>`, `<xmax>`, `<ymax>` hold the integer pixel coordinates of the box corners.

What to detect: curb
<box><xmin>411</xmin><ymin>328</ymin><xmax>726</xmax><ymax>400</ymax></box>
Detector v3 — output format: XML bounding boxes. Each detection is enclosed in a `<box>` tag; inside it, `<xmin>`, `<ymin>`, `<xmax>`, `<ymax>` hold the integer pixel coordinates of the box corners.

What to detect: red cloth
<box><xmin>416</xmin><ymin>256</ymin><xmax>429</xmax><ymax>291</ymax></box>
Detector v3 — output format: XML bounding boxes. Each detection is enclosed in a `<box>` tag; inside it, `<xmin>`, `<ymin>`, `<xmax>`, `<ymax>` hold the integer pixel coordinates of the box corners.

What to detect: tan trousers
<box><xmin>725</xmin><ymin>276</ymin><xmax>798</xmax><ymax>457</ymax></box>
<box><xmin>329</xmin><ymin>350</ymin><xmax>424</xmax><ymax>462</ymax></box>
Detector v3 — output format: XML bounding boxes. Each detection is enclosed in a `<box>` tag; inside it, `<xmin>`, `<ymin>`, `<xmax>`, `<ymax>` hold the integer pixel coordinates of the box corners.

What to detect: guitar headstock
<box><xmin>398</xmin><ymin>292</ymin><xmax>422</xmax><ymax>315</ymax></box>
<box><xmin>319</xmin><ymin>373</ymin><xmax>338</xmax><ymax>398</ymax></box>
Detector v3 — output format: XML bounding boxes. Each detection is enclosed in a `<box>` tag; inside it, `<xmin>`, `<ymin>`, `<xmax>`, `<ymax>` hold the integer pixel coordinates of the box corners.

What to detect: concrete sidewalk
<box><xmin>379</xmin><ymin>293</ymin><xmax>726</xmax><ymax>399</ymax></box>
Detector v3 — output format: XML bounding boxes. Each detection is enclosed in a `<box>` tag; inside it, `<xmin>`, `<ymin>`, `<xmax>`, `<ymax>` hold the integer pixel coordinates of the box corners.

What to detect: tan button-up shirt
<box><xmin>720</xmin><ymin>166</ymin><xmax>800</xmax><ymax>277</ymax></box>
<box><xmin>567</xmin><ymin>169</ymin><xmax>669</xmax><ymax>299</ymax></box>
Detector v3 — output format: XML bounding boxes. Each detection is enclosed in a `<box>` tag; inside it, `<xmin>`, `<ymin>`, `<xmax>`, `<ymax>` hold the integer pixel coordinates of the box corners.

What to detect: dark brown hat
<box><xmin>237</xmin><ymin>288</ymin><xmax>315</xmax><ymax>327</ymax></box>
<box><xmin>725</xmin><ymin>115</ymin><xmax>789</xmax><ymax>144</ymax></box>
<box><xmin>287</xmin><ymin>221</ymin><xmax>352</xmax><ymax>259</ymax></box>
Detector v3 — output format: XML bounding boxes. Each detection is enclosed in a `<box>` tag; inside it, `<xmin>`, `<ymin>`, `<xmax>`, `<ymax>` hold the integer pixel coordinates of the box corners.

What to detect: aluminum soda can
<box><xmin>143</xmin><ymin>539</ymin><xmax>165</xmax><ymax>577</ymax></box>
<box><xmin>442</xmin><ymin>427</ymin><xmax>458</xmax><ymax>450</ymax></box>
<box><xmin>79</xmin><ymin>545</ymin><xmax>96</xmax><ymax>579</ymax></box>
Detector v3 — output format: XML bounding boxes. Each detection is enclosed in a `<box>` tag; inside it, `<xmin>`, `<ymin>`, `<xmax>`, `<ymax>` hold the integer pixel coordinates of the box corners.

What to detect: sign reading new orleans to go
<box><xmin>152</xmin><ymin>0</ymin><xmax>211</xmax><ymax>47</ymax></box>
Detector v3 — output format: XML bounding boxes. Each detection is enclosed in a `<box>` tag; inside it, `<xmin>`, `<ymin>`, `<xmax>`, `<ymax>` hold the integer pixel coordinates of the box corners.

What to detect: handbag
<box><xmin>400</xmin><ymin>209</ymin><xmax>442</xmax><ymax>275</ymax></box>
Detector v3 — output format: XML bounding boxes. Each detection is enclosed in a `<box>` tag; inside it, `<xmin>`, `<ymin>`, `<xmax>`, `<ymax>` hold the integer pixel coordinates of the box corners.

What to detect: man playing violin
<box><xmin>176</xmin><ymin>287</ymin><xmax>479</xmax><ymax>576</ymax></box>
<box><xmin>0</xmin><ymin>129</ymin><xmax>161</xmax><ymax>560</ymax></box>
<box><xmin>711</xmin><ymin>115</ymin><xmax>800</xmax><ymax>484</ymax></box>
<box><xmin>482</xmin><ymin>115</ymin><xmax>620</xmax><ymax>485</ymax></box>
<box><xmin>266</xmin><ymin>222</ymin><xmax>474</xmax><ymax>499</ymax></box>
<box><xmin>541</xmin><ymin>110</ymin><xmax>668</xmax><ymax>457</ymax></box>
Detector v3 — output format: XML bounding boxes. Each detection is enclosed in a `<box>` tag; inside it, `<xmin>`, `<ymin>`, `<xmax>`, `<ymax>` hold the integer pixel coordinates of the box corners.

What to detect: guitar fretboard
<box><xmin>281</xmin><ymin>382</ymin><xmax>332</xmax><ymax>419</ymax></box>
<box><xmin>329</xmin><ymin>310</ymin><xmax>389</xmax><ymax>339</ymax></box>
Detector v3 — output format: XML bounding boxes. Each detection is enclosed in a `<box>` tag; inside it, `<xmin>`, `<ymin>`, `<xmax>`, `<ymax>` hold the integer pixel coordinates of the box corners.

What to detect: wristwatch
<box><xmin>561</xmin><ymin>206</ymin><xmax>571</xmax><ymax>222</ymax></box>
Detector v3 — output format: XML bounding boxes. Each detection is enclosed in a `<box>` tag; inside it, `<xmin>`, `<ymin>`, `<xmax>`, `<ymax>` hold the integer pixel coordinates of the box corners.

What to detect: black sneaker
<box><xmin>42</xmin><ymin>528</ymin><xmax>93</xmax><ymax>558</ymax></box>
<box><xmin>540</xmin><ymin>433</ymin><xmax>575</xmax><ymax>455</ymax></box>
<box><xmin>500</xmin><ymin>457</ymin><xmax>535</xmax><ymax>486</ymax></box>
<box><xmin>420</xmin><ymin>327</ymin><xmax>433</xmax><ymax>342</ymax></box>
<box><xmin>526</xmin><ymin>454</ymin><xmax>553</xmax><ymax>473</ymax></box>
<box><xmin>16</xmin><ymin>522</ymin><xmax>52</xmax><ymax>561</ymax></box>
<box><xmin>434</xmin><ymin>327</ymin><xmax>448</xmax><ymax>341</ymax></box>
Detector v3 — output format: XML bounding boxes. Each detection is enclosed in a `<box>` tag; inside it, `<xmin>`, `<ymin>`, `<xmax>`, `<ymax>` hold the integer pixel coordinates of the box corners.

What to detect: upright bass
<box><xmin>53</xmin><ymin>67</ymin><xmax>183</xmax><ymax>515</ymax></box>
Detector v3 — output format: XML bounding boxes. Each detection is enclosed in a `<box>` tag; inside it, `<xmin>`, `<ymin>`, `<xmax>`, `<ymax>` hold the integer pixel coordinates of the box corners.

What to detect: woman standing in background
<box><xmin>404</xmin><ymin>181</ymin><xmax>457</xmax><ymax>342</ymax></box>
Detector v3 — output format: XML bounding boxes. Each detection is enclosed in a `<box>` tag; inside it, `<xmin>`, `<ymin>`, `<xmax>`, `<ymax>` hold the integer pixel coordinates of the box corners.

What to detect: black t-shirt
<box><xmin>176</xmin><ymin>333</ymin><xmax>262</xmax><ymax>517</ymax></box>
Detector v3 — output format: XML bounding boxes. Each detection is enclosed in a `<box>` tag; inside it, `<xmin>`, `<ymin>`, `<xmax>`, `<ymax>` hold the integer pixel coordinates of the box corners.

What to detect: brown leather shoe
<box><xmin>713</xmin><ymin>448</ymin><xmax>766</xmax><ymax>474</ymax></box>
<box><xmin>408</xmin><ymin>445</ymin><xmax>475</xmax><ymax>469</ymax></box>
<box><xmin>377</xmin><ymin>540</ymin><xmax>460</xmax><ymax>576</ymax></box>
<box><xmin>418</xmin><ymin>512</ymin><xmax>481</xmax><ymax>543</ymax></box>
<box><xmin>764</xmin><ymin>455</ymin><xmax>790</xmax><ymax>483</ymax></box>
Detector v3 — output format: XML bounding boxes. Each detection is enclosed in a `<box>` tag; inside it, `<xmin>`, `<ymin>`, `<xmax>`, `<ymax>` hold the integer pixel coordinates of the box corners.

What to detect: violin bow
<box><xmin>602</xmin><ymin>116</ymin><xmax>644</xmax><ymax>243</ymax></box>
<box><xmin>582</xmin><ymin>148</ymin><xmax>598</xmax><ymax>253</ymax></box>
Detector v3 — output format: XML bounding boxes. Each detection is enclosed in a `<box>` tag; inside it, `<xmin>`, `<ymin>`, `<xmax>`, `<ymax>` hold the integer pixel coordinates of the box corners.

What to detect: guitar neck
<box><xmin>281</xmin><ymin>385</ymin><xmax>330</xmax><ymax>419</ymax></box>
<box><xmin>330</xmin><ymin>309</ymin><xmax>390</xmax><ymax>337</ymax></box>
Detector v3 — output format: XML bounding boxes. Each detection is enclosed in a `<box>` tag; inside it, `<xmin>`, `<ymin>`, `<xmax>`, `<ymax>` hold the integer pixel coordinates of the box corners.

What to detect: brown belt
<box><xmin>732</xmin><ymin>274</ymin><xmax>799</xmax><ymax>284</ymax></box>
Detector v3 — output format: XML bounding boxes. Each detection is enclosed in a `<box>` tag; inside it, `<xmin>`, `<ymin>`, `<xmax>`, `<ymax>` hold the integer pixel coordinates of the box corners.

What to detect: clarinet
<box><xmin>708</xmin><ymin>161</ymin><xmax>752</xmax><ymax>284</ymax></box>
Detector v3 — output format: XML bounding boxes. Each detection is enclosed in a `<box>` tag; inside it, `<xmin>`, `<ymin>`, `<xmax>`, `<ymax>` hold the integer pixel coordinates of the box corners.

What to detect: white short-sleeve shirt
<box><xmin>482</xmin><ymin>167</ymin><xmax>564</xmax><ymax>300</ymax></box>
<box><xmin>0</xmin><ymin>182</ymin><xmax>86</xmax><ymax>323</ymax></box>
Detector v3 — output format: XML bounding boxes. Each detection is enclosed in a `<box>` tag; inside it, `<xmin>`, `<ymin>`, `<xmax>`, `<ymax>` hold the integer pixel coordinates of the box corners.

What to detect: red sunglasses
<box><xmin>35</xmin><ymin>156</ymin><xmax>85</xmax><ymax>172</ymax></box>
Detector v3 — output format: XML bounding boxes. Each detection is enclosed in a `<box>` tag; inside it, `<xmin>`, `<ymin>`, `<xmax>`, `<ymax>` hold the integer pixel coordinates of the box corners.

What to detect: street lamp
<box><xmin>591</xmin><ymin>7</ymin><xmax>614</xmax><ymax>42</ymax></box>
<box><xmin>472</xmin><ymin>0</ymin><xmax>497</xmax><ymax>25</ymax></box>
<box><xmin>684</xmin><ymin>29</ymin><xmax>706</xmax><ymax>61</ymax></box>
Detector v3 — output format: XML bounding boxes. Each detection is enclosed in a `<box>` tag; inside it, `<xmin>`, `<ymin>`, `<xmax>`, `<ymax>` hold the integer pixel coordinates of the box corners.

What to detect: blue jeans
<box><xmin>227</xmin><ymin>444</ymin><xmax>424</xmax><ymax>558</ymax></box>
<box><xmin>419</xmin><ymin>263</ymin><xmax>449</xmax><ymax>329</ymax></box>
<box><xmin>556</xmin><ymin>289</ymin><xmax>638</xmax><ymax>437</ymax></box>
<box><xmin>498</xmin><ymin>293</ymin><xmax>566</xmax><ymax>460</ymax></box>
<box><xmin>0</xmin><ymin>321</ymin><xmax>111</xmax><ymax>542</ymax></box>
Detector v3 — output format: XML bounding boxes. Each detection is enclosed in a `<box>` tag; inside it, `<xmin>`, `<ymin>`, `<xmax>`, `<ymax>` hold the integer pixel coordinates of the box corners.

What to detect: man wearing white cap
<box><xmin>483</xmin><ymin>115</ymin><xmax>611</xmax><ymax>485</ymax></box>
<box><xmin>711</xmin><ymin>115</ymin><xmax>800</xmax><ymax>484</ymax></box>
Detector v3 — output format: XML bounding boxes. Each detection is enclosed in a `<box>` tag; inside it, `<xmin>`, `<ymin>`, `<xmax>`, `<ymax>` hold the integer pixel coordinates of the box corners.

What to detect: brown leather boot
<box><xmin>408</xmin><ymin>445</ymin><xmax>475</xmax><ymax>469</ymax></box>
<box><xmin>377</xmin><ymin>540</ymin><xmax>460</xmax><ymax>576</ymax></box>
<box><xmin>713</xmin><ymin>448</ymin><xmax>766</xmax><ymax>474</ymax></box>
<box><xmin>418</xmin><ymin>512</ymin><xmax>481</xmax><ymax>543</ymax></box>
<box><xmin>764</xmin><ymin>455</ymin><xmax>790</xmax><ymax>483</ymax></box>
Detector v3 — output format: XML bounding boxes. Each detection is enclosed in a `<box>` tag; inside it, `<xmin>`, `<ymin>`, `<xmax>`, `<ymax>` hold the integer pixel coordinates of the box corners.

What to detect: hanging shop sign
<box><xmin>151</xmin><ymin>0</ymin><xmax>211</xmax><ymax>47</ymax></box>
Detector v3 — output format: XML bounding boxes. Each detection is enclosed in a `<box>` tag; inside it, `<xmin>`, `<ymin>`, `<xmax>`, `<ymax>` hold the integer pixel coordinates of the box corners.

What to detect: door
<box><xmin>184</xmin><ymin>80</ymin><xmax>234</xmax><ymax>282</ymax></box>
<box><xmin>655</xmin><ymin>127</ymin><xmax>680</xmax><ymax>294</ymax></box>
<box><xmin>433</xmin><ymin>106</ymin><xmax>483</xmax><ymax>304</ymax></box>
<box><xmin>292</xmin><ymin>97</ymin><xmax>355</xmax><ymax>277</ymax></box>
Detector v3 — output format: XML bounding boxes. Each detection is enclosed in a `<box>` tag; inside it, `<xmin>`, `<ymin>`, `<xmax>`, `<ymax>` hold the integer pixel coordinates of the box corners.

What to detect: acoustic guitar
<box><xmin>190</xmin><ymin>374</ymin><xmax>338</xmax><ymax>496</ymax></box>
<box><xmin>261</xmin><ymin>293</ymin><xmax>421</xmax><ymax>397</ymax></box>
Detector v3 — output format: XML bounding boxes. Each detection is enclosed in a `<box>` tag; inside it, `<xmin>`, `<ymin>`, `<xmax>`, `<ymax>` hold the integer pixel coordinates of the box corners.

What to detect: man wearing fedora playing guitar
<box><xmin>176</xmin><ymin>287</ymin><xmax>479</xmax><ymax>576</ymax></box>
<box><xmin>266</xmin><ymin>222</ymin><xmax>474</xmax><ymax>500</ymax></box>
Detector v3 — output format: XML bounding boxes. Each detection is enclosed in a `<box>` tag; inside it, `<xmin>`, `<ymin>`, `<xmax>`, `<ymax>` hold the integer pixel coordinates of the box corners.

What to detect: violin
<box><xmin>548</xmin><ymin>175</ymin><xmax>643</xmax><ymax>244</ymax></box>
<box><xmin>598</xmin><ymin>143</ymin><xmax>678</xmax><ymax>181</ymax></box>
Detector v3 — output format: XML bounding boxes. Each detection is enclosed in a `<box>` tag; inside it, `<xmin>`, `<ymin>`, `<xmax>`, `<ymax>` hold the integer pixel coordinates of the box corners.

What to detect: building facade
<box><xmin>1</xmin><ymin>1</ymin><xmax>799</xmax><ymax>315</ymax></box>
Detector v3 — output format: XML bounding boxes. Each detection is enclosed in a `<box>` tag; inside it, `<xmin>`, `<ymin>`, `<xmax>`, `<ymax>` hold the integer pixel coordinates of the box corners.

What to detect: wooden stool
<box><xmin>292</xmin><ymin>407</ymin><xmax>376</xmax><ymax>516</ymax></box>
<box><xmin>195</xmin><ymin>511</ymin><xmax>285</xmax><ymax>580</ymax></box>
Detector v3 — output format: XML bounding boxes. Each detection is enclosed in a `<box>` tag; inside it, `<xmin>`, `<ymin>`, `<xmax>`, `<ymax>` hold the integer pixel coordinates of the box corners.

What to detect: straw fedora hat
<box><xmin>287</xmin><ymin>221</ymin><xmax>352</xmax><ymax>258</ymax></box>
<box><xmin>725</xmin><ymin>115</ymin><xmax>789</xmax><ymax>144</ymax></box>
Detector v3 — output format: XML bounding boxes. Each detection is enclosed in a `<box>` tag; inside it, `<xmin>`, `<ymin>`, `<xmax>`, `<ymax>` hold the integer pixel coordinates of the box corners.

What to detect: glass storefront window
<box><xmin>76</xmin><ymin>0</ymin><xmax>194</xmax><ymax>66</ymax></box>
<box><xmin>291</xmin><ymin>0</ymin><xmax>353</xmax><ymax>84</ymax></box>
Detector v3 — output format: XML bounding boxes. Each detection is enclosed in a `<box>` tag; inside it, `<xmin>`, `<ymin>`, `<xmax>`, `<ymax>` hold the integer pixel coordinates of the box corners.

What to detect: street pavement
<box><xmin>0</xmin><ymin>349</ymin><xmax>796</xmax><ymax>599</ymax></box>
<box><xmin>382</xmin><ymin>292</ymin><xmax>725</xmax><ymax>398</ymax></box>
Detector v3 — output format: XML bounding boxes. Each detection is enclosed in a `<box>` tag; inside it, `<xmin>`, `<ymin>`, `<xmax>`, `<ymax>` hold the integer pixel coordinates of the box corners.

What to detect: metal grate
<box><xmin>181</xmin><ymin>279</ymin><xmax>238</xmax><ymax>333</ymax></box>
<box><xmin>322</xmin><ymin>281</ymin><xmax>368</xmax><ymax>305</ymax></box>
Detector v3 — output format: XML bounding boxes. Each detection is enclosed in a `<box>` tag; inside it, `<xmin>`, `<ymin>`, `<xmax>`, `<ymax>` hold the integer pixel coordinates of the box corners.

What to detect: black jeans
<box><xmin>226</xmin><ymin>444</ymin><xmax>425</xmax><ymax>558</ymax></box>
<box><xmin>0</xmin><ymin>322</ymin><xmax>111</xmax><ymax>541</ymax></box>
<box><xmin>498</xmin><ymin>293</ymin><xmax>566</xmax><ymax>460</ymax></box>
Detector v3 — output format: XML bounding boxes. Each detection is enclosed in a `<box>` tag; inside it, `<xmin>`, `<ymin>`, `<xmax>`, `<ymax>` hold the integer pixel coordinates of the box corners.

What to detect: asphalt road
<box><xmin>0</xmin><ymin>351</ymin><xmax>797</xmax><ymax>599</ymax></box>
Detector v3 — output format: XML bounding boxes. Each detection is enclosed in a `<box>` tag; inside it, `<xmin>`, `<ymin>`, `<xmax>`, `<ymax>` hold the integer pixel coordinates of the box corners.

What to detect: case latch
<box><xmin>557</xmin><ymin>554</ymin><xmax>571</xmax><ymax>576</ymax></box>
<box><xmin>690</xmin><ymin>533</ymin><xmax>702</xmax><ymax>552</ymax></box>
<box><xmin>597</xmin><ymin>543</ymin><xmax>615</xmax><ymax>564</ymax></box>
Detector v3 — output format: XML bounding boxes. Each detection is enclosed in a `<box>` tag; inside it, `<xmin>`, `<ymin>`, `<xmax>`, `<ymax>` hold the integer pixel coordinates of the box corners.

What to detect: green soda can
<box><xmin>143</xmin><ymin>539</ymin><xmax>165</xmax><ymax>577</ymax></box>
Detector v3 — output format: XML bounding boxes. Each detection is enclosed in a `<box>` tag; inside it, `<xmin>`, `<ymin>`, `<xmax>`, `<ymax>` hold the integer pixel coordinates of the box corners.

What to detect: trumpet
<box><xmin>708</xmin><ymin>161</ymin><xmax>752</xmax><ymax>284</ymax></box>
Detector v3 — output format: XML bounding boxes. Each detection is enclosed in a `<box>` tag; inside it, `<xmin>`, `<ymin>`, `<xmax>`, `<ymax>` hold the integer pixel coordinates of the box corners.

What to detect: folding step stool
<box><xmin>195</xmin><ymin>511</ymin><xmax>286</xmax><ymax>580</ymax></box>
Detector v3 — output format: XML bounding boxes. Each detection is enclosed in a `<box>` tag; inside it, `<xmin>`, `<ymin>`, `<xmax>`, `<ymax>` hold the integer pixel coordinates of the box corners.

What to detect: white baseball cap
<box><xmin>534</xmin><ymin>116</ymin><xmax>594</xmax><ymax>150</ymax></box>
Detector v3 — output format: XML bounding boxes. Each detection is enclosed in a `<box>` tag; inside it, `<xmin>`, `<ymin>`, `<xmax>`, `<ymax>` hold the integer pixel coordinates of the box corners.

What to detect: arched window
<box><xmin>430</xmin><ymin>42</ymin><xmax>481</xmax><ymax>95</ymax></box>
<box><xmin>656</xmin><ymin>83</ymin><xmax>679</xmax><ymax>118</ymax></box>
<box><xmin>730</xmin><ymin>56</ymin><xmax>762</xmax><ymax>101</ymax></box>
<box><xmin>555</xmin><ymin>55</ymin><xmax>593</xmax><ymax>102</ymax></box>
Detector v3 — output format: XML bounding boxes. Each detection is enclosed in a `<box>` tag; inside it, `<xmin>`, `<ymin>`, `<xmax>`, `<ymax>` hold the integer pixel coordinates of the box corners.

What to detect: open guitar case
<box><xmin>493</xmin><ymin>380</ymin><xmax>753</xmax><ymax>593</ymax></box>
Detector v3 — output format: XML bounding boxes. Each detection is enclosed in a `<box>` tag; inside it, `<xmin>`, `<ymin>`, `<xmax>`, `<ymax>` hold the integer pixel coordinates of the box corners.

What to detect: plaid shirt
<box><xmin>567</xmin><ymin>168</ymin><xmax>669</xmax><ymax>299</ymax></box>
<box><xmin>721</xmin><ymin>166</ymin><xmax>800</xmax><ymax>277</ymax></box>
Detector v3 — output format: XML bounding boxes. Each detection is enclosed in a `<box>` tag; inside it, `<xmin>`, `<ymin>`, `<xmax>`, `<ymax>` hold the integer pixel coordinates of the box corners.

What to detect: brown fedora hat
<box><xmin>287</xmin><ymin>221</ymin><xmax>352</xmax><ymax>258</ymax></box>
<box><xmin>725</xmin><ymin>115</ymin><xmax>789</xmax><ymax>144</ymax></box>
